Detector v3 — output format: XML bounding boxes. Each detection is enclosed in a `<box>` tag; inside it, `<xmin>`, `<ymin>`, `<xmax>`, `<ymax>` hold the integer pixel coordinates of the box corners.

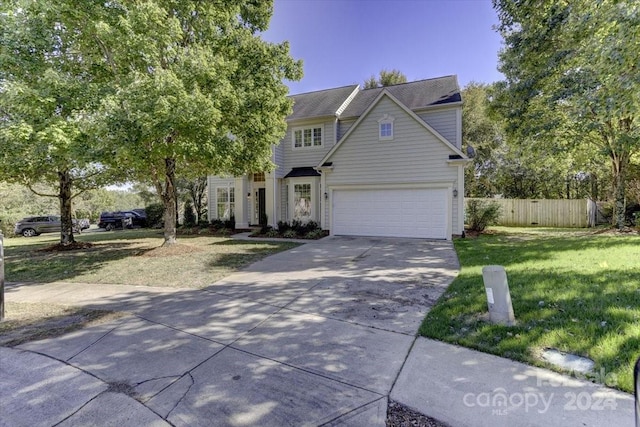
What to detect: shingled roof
<box><xmin>288</xmin><ymin>84</ymin><xmax>359</xmax><ymax>121</ymax></box>
<box><xmin>339</xmin><ymin>75</ymin><xmax>461</xmax><ymax>119</ymax></box>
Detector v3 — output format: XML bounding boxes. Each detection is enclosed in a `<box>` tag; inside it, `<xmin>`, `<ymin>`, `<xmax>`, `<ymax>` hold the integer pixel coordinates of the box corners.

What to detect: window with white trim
<box><xmin>377</xmin><ymin>114</ymin><xmax>395</xmax><ymax>140</ymax></box>
<box><xmin>293</xmin><ymin>183</ymin><xmax>312</xmax><ymax>220</ymax></box>
<box><xmin>293</xmin><ymin>126</ymin><xmax>323</xmax><ymax>149</ymax></box>
<box><xmin>216</xmin><ymin>186</ymin><xmax>235</xmax><ymax>219</ymax></box>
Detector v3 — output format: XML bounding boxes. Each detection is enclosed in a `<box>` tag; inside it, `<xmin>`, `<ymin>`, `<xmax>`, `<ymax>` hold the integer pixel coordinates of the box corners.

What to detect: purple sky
<box><xmin>262</xmin><ymin>0</ymin><xmax>504</xmax><ymax>95</ymax></box>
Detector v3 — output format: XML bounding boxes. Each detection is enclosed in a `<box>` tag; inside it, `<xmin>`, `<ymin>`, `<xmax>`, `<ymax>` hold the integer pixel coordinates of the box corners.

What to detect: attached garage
<box><xmin>332</xmin><ymin>188</ymin><xmax>449</xmax><ymax>239</ymax></box>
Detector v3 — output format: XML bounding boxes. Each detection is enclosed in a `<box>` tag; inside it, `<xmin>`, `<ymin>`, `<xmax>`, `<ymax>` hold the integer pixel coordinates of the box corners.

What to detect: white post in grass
<box><xmin>482</xmin><ymin>265</ymin><xmax>515</xmax><ymax>326</ymax></box>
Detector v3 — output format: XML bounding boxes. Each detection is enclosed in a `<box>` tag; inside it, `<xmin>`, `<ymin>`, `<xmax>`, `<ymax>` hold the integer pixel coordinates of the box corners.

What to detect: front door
<box><xmin>258</xmin><ymin>188</ymin><xmax>266</xmax><ymax>225</ymax></box>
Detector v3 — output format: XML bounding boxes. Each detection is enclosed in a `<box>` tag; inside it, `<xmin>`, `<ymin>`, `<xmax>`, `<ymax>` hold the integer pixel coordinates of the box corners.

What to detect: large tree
<box><xmin>0</xmin><ymin>1</ymin><xmax>118</xmax><ymax>245</ymax></box>
<box><xmin>493</xmin><ymin>0</ymin><xmax>640</xmax><ymax>228</ymax></box>
<box><xmin>364</xmin><ymin>69</ymin><xmax>407</xmax><ymax>89</ymax></box>
<box><xmin>94</xmin><ymin>1</ymin><xmax>302</xmax><ymax>245</ymax></box>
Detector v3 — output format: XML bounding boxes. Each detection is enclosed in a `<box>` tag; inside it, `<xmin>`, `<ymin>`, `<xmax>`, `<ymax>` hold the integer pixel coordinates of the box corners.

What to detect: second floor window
<box><xmin>293</xmin><ymin>126</ymin><xmax>323</xmax><ymax>149</ymax></box>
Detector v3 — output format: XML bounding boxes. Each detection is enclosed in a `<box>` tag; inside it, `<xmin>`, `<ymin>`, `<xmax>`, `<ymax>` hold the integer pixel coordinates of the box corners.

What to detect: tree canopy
<box><xmin>492</xmin><ymin>0</ymin><xmax>640</xmax><ymax>227</ymax></box>
<box><xmin>0</xmin><ymin>1</ymin><xmax>119</xmax><ymax>245</ymax></box>
<box><xmin>364</xmin><ymin>69</ymin><xmax>407</xmax><ymax>89</ymax></box>
<box><xmin>92</xmin><ymin>1</ymin><xmax>302</xmax><ymax>244</ymax></box>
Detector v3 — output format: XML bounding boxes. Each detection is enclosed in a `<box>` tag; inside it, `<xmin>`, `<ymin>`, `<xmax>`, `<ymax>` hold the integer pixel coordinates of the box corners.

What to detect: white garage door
<box><xmin>332</xmin><ymin>188</ymin><xmax>449</xmax><ymax>239</ymax></box>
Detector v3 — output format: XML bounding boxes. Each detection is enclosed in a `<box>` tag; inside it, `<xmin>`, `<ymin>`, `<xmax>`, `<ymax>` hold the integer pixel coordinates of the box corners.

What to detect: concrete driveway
<box><xmin>1</xmin><ymin>236</ymin><xmax>459</xmax><ymax>426</ymax></box>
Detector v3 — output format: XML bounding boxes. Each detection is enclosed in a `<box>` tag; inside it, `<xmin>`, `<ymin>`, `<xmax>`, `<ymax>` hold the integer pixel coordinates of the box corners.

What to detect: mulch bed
<box><xmin>39</xmin><ymin>241</ymin><xmax>94</xmax><ymax>252</ymax></box>
<box><xmin>386</xmin><ymin>401</ymin><xmax>450</xmax><ymax>427</ymax></box>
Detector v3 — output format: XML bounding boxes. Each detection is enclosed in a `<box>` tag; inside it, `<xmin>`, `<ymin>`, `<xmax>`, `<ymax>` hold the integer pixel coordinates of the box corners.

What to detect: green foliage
<box><xmin>421</xmin><ymin>229</ymin><xmax>640</xmax><ymax>393</ymax></box>
<box><xmin>209</xmin><ymin>219</ymin><xmax>224</xmax><ymax>230</ymax></box>
<box><xmin>0</xmin><ymin>1</ymin><xmax>126</xmax><ymax>244</ymax></box>
<box><xmin>183</xmin><ymin>200</ymin><xmax>196</xmax><ymax>227</ymax></box>
<box><xmin>145</xmin><ymin>203</ymin><xmax>164</xmax><ymax>228</ymax></box>
<box><xmin>282</xmin><ymin>229</ymin><xmax>297</xmax><ymax>239</ymax></box>
<box><xmin>364</xmin><ymin>69</ymin><xmax>407</xmax><ymax>89</ymax></box>
<box><xmin>304</xmin><ymin>229</ymin><xmax>326</xmax><ymax>240</ymax></box>
<box><xmin>90</xmin><ymin>1</ymin><xmax>302</xmax><ymax>244</ymax></box>
<box><xmin>492</xmin><ymin>0</ymin><xmax>640</xmax><ymax>226</ymax></box>
<box><xmin>465</xmin><ymin>200</ymin><xmax>501</xmax><ymax>232</ymax></box>
<box><xmin>277</xmin><ymin>220</ymin><xmax>291</xmax><ymax>234</ymax></box>
<box><xmin>224</xmin><ymin>216</ymin><xmax>236</xmax><ymax>231</ymax></box>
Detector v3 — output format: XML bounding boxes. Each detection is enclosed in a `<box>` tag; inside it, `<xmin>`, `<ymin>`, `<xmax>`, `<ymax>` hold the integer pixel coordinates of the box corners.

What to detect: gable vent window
<box><xmin>378</xmin><ymin>114</ymin><xmax>395</xmax><ymax>141</ymax></box>
<box><xmin>293</xmin><ymin>126</ymin><xmax>323</xmax><ymax>149</ymax></box>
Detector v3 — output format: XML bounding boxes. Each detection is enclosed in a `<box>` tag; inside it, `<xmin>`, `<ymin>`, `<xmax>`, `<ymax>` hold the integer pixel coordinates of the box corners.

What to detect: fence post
<box><xmin>0</xmin><ymin>231</ymin><xmax>4</xmax><ymax>321</ymax></box>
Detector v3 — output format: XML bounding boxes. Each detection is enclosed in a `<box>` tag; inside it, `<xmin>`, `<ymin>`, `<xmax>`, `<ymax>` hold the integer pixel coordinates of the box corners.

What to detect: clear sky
<box><xmin>262</xmin><ymin>0</ymin><xmax>504</xmax><ymax>95</ymax></box>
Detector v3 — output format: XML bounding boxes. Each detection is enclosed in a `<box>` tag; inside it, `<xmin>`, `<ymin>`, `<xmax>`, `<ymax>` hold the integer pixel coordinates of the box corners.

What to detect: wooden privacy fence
<box><xmin>466</xmin><ymin>198</ymin><xmax>596</xmax><ymax>228</ymax></box>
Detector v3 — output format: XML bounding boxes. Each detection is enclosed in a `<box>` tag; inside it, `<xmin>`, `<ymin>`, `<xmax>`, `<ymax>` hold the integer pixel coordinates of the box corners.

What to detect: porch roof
<box><xmin>283</xmin><ymin>167</ymin><xmax>321</xmax><ymax>178</ymax></box>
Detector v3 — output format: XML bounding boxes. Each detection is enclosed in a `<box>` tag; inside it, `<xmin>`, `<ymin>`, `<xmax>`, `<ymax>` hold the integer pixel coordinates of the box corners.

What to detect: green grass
<box><xmin>420</xmin><ymin>227</ymin><xmax>640</xmax><ymax>393</ymax></box>
<box><xmin>4</xmin><ymin>228</ymin><xmax>299</xmax><ymax>288</ymax></box>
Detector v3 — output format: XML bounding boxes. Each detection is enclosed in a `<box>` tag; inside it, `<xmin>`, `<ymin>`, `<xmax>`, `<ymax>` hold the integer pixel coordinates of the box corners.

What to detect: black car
<box><xmin>98</xmin><ymin>211</ymin><xmax>133</xmax><ymax>230</ymax></box>
<box><xmin>98</xmin><ymin>210</ymin><xmax>146</xmax><ymax>230</ymax></box>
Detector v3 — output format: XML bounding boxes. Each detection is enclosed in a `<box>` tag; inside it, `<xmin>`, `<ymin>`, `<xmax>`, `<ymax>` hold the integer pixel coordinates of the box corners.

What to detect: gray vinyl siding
<box><xmin>207</xmin><ymin>176</ymin><xmax>235</xmax><ymax>221</ymax></box>
<box><xmin>273</xmin><ymin>143</ymin><xmax>285</xmax><ymax>178</ymax></box>
<box><xmin>326</xmin><ymin>96</ymin><xmax>459</xmax><ymax>232</ymax></box>
<box><xmin>283</xmin><ymin>119</ymin><xmax>335</xmax><ymax>172</ymax></box>
<box><xmin>337</xmin><ymin>118</ymin><xmax>356</xmax><ymax>141</ymax></box>
<box><xmin>417</xmin><ymin>108</ymin><xmax>458</xmax><ymax>147</ymax></box>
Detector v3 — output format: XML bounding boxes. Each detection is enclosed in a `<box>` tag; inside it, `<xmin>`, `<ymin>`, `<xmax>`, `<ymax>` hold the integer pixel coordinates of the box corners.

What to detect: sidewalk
<box><xmin>391</xmin><ymin>338</ymin><xmax>635</xmax><ymax>427</ymax></box>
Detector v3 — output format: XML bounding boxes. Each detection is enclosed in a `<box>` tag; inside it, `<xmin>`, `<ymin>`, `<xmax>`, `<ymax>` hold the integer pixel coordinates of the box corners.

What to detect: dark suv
<box><xmin>98</xmin><ymin>210</ymin><xmax>146</xmax><ymax>230</ymax></box>
<box><xmin>14</xmin><ymin>215</ymin><xmax>81</xmax><ymax>237</ymax></box>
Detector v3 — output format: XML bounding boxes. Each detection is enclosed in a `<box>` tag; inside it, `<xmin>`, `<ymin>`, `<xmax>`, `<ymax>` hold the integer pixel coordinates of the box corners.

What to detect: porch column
<box><xmin>265</xmin><ymin>173</ymin><xmax>277</xmax><ymax>227</ymax></box>
<box><xmin>319</xmin><ymin>171</ymin><xmax>327</xmax><ymax>230</ymax></box>
<box><xmin>456</xmin><ymin>165</ymin><xmax>465</xmax><ymax>235</ymax></box>
<box><xmin>234</xmin><ymin>176</ymin><xmax>249</xmax><ymax>229</ymax></box>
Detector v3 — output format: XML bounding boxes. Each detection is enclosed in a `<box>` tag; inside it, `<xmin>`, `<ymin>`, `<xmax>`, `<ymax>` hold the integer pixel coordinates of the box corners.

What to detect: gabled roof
<box><xmin>339</xmin><ymin>76</ymin><xmax>461</xmax><ymax>119</ymax></box>
<box><xmin>317</xmin><ymin>89</ymin><xmax>467</xmax><ymax>167</ymax></box>
<box><xmin>288</xmin><ymin>85</ymin><xmax>359</xmax><ymax>121</ymax></box>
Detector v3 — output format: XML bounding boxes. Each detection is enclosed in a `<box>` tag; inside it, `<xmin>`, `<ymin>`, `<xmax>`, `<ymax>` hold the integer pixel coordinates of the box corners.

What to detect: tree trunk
<box><xmin>612</xmin><ymin>160</ymin><xmax>626</xmax><ymax>229</ymax></box>
<box><xmin>162</xmin><ymin>158</ymin><xmax>177</xmax><ymax>246</ymax></box>
<box><xmin>58</xmin><ymin>170</ymin><xmax>76</xmax><ymax>245</ymax></box>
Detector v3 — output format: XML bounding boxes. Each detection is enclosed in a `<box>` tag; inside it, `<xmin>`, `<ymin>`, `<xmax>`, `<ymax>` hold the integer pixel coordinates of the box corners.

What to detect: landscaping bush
<box><xmin>304</xmin><ymin>229</ymin><xmax>326</xmax><ymax>239</ymax></box>
<box><xmin>466</xmin><ymin>200</ymin><xmax>501</xmax><ymax>232</ymax></box>
<box><xmin>291</xmin><ymin>219</ymin><xmax>319</xmax><ymax>235</ymax></box>
<box><xmin>260</xmin><ymin>214</ymin><xmax>270</xmax><ymax>234</ymax></box>
<box><xmin>0</xmin><ymin>215</ymin><xmax>19</xmax><ymax>237</ymax></box>
<box><xmin>183</xmin><ymin>200</ymin><xmax>196</xmax><ymax>227</ymax></box>
<box><xmin>282</xmin><ymin>229</ymin><xmax>297</xmax><ymax>239</ymax></box>
<box><xmin>224</xmin><ymin>215</ymin><xmax>235</xmax><ymax>230</ymax></box>
<box><xmin>210</xmin><ymin>219</ymin><xmax>224</xmax><ymax>230</ymax></box>
<box><xmin>145</xmin><ymin>203</ymin><xmax>165</xmax><ymax>228</ymax></box>
<box><xmin>277</xmin><ymin>220</ymin><xmax>291</xmax><ymax>234</ymax></box>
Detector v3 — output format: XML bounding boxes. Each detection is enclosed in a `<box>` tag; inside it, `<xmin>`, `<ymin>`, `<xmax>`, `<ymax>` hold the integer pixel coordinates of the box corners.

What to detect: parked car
<box><xmin>14</xmin><ymin>215</ymin><xmax>82</xmax><ymax>237</ymax></box>
<box><xmin>125</xmin><ymin>210</ymin><xmax>147</xmax><ymax>227</ymax></box>
<box><xmin>98</xmin><ymin>211</ymin><xmax>134</xmax><ymax>231</ymax></box>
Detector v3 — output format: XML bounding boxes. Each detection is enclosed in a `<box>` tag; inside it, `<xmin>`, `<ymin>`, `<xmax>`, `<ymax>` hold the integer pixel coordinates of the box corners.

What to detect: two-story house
<box><xmin>207</xmin><ymin>75</ymin><xmax>469</xmax><ymax>240</ymax></box>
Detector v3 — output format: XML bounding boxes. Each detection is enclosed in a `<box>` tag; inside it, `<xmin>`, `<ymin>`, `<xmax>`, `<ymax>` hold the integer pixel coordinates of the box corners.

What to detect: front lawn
<box><xmin>4</xmin><ymin>229</ymin><xmax>299</xmax><ymax>288</ymax></box>
<box><xmin>420</xmin><ymin>227</ymin><xmax>640</xmax><ymax>393</ymax></box>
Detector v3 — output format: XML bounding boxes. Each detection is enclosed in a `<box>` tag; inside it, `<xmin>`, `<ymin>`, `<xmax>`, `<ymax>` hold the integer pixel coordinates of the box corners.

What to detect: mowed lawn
<box><xmin>4</xmin><ymin>229</ymin><xmax>299</xmax><ymax>288</ymax></box>
<box><xmin>420</xmin><ymin>227</ymin><xmax>640</xmax><ymax>393</ymax></box>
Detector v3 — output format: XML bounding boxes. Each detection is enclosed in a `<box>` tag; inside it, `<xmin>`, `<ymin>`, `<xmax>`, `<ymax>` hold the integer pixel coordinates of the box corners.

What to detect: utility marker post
<box><xmin>482</xmin><ymin>265</ymin><xmax>515</xmax><ymax>326</ymax></box>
